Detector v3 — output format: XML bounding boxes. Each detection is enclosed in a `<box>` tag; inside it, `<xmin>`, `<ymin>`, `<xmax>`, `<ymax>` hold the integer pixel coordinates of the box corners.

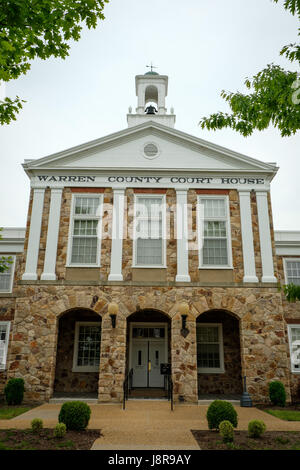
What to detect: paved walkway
<box><xmin>1</xmin><ymin>401</ymin><xmax>300</xmax><ymax>450</ymax></box>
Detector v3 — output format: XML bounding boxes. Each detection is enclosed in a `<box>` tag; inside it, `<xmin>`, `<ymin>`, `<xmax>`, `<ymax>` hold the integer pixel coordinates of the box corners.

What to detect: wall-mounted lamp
<box><xmin>108</xmin><ymin>302</ymin><xmax>118</xmax><ymax>328</ymax></box>
<box><xmin>178</xmin><ymin>303</ymin><xmax>189</xmax><ymax>338</ymax></box>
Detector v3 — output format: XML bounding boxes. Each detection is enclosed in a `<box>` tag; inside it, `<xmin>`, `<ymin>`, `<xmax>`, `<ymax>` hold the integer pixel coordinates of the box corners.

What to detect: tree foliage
<box><xmin>199</xmin><ymin>0</ymin><xmax>300</xmax><ymax>137</ymax></box>
<box><xmin>0</xmin><ymin>0</ymin><xmax>109</xmax><ymax>124</ymax></box>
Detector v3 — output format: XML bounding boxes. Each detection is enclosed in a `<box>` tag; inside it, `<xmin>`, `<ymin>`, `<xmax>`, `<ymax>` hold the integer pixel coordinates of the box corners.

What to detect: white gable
<box><xmin>24</xmin><ymin>122</ymin><xmax>277</xmax><ymax>175</ymax></box>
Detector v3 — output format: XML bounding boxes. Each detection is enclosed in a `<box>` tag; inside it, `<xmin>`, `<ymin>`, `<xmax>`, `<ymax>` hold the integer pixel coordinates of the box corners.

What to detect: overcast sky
<box><xmin>0</xmin><ymin>0</ymin><xmax>299</xmax><ymax>230</ymax></box>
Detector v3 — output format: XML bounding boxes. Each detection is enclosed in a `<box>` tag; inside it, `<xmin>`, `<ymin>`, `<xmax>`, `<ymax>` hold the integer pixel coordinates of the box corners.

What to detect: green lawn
<box><xmin>0</xmin><ymin>406</ymin><xmax>32</xmax><ymax>420</ymax></box>
<box><xmin>266</xmin><ymin>409</ymin><xmax>300</xmax><ymax>421</ymax></box>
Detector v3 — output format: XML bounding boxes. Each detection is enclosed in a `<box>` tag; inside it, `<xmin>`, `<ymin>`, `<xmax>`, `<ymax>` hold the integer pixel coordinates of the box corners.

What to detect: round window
<box><xmin>143</xmin><ymin>143</ymin><xmax>159</xmax><ymax>159</ymax></box>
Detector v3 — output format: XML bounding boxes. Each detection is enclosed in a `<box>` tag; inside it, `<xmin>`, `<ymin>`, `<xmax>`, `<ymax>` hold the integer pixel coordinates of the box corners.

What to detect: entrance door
<box><xmin>130</xmin><ymin>323</ymin><xmax>167</xmax><ymax>388</ymax></box>
<box><xmin>149</xmin><ymin>341</ymin><xmax>165</xmax><ymax>387</ymax></box>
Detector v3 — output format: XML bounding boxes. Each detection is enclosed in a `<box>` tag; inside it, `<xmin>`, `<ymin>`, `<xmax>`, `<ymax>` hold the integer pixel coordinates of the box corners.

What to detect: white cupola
<box><xmin>127</xmin><ymin>71</ymin><xmax>176</xmax><ymax>128</ymax></box>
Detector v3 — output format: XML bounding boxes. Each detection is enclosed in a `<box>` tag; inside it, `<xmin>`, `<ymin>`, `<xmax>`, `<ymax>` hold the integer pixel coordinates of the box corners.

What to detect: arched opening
<box><xmin>144</xmin><ymin>85</ymin><xmax>158</xmax><ymax>114</ymax></box>
<box><xmin>196</xmin><ymin>309</ymin><xmax>243</xmax><ymax>400</ymax></box>
<box><xmin>53</xmin><ymin>308</ymin><xmax>102</xmax><ymax>399</ymax></box>
<box><xmin>126</xmin><ymin>309</ymin><xmax>171</xmax><ymax>399</ymax></box>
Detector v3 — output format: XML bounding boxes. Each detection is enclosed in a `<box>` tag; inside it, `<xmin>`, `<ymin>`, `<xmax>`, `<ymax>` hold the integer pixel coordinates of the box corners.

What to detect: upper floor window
<box><xmin>0</xmin><ymin>256</ymin><xmax>16</xmax><ymax>293</ymax></box>
<box><xmin>288</xmin><ymin>325</ymin><xmax>300</xmax><ymax>373</ymax></box>
<box><xmin>197</xmin><ymin>196</ymin><xmax>232</xmax><ymax>268</ymax></box>
<box><xmin>284</xmin><ymin>259</ymin><xmax>300</xmax><ymax>285</ymax></box>
<box><xmin>0</xmin><ymin>321</ymin><xmax>11</xmax><ymax>370</ymax></box>
<box><xmin>133</xmin><ymin>194</ymin><xmax>166</xmax><ymax>268</ymax></box>
<box><xmin>67</xmin><ymin>195</ymin><xmax>103</xmax><ymax>266</ymax></box>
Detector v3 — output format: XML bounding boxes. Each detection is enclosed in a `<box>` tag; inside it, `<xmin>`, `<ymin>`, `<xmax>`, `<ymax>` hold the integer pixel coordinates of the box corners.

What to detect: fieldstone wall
<box><xmin>5</xmin><ymin>283</ymin><xmax>291</xmax><ymax>404</ymax></box>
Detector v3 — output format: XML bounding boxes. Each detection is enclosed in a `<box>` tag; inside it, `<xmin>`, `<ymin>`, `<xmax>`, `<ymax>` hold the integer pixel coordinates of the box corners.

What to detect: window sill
<box><xmin>66</xmin><ymin>265</ymin><xmax>101</xmax><ymax>268</ymax></box>
<box><xmin>132</xmin><ymin>265</ymin><xmax>167</xmax><ymax>269</ymax></box>
<box><xmin>198</xmin><ymin>369</ymin><xmax>225</xmax><ymax>374</ymax></box>
<box><xmin>198</xmin><ymin>266</ymin><xmax>233</xmax><ymax>270</ymax></box>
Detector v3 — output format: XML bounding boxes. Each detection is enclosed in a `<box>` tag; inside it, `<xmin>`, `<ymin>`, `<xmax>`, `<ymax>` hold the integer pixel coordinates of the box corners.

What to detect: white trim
<box><xmin>132</xmin><ymin>193</ymin><xmax>167</xmax><ymax>268</ymax></box>
<box><xmin>0</xmin><ymin>255</ymin><xmax>16</xmax><ymax>293</ymax></box>
<box><xmin>196</xmin><ymin>323</ymin><xmax>225</xmax><ymax>374</ymax></box>
<box><xmin>66</xmin><ymin>193</ymin><xmax>103</xmax><ymax>267</ymax></box>
<box><xmin>239</xmin><ymin>191</ymin><xmax>258</xmax><ymax>283</ymax></box>
<box><xmin>197</xmin><ymin>195</ymin><xmax>233</xmax><ymax>269</ymax></box>
<box><xmin>175</xmin><ymin>189</ymin><xmax>191</xmax><ymax>282</ymax></box>
<box><xmin>108</xmin><ymin>189</ymin><xmax>125</xmax><ymax>281</ymax></box>
<box><xmin>283</xmin><ymin>258</ymin><xmax>300</xmax><ymax>285</ymax></box>
<box><xmin>22</xmin><ymin>188</ymin><xmax>45</xmax><ymax>280</ymax></box>
<box><xmin>287</xmin><ymin>324</ymin><xmax>300</xmax><ymax>374</ymax></box>
<box><xmin>0</xmin><ymin>321</ymin><xmax>11</xmax><ymax>370</ymax></box>
<box><xmin>72</xmin><ymin>321</ymin><xmax>101</xmax><ymax>373</ymax></box>
<box><xmin>256</xmin><ymin>191</ymin><xmax>277</xmax><ymax>283</ymax></box>
<box><xmin>41</xmin><ymin>188</ymin><xmax>63</xmax><ymax>280</ymax></box>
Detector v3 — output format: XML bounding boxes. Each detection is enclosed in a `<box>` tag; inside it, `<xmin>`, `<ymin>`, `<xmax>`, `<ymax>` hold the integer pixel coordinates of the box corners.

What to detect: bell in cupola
<box><xmin>145</xmin><ymin>104</ymin><xmax>157</xmax><ymax>115</ymax></box>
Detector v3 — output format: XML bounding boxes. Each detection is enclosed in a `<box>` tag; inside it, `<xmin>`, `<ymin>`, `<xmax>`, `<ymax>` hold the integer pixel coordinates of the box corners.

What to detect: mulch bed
<box><xmin>0</xmin><ymin>428</ymin><xmax>101</xmax><ymax>450</ymax></box>
<box><xmin>191</xmin><ymin>430</ymin><xmax>300</xmax><ymax>450</ymax></box>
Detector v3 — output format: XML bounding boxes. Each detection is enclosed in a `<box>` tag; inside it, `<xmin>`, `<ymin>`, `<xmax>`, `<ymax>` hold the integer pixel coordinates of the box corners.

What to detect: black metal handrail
<box><xmin>167</xmin><ymin>374</ymin><xmax>174</xmax><ymax>411</ymax></box>
<box><xmin>123</xmin><ymin>368</ymin><xmax>133</xmax><ymax>410</ymax></box>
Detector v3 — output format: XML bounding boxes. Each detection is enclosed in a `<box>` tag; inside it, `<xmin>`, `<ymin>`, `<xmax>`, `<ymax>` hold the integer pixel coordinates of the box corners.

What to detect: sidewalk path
<box><xmin>1</xmin><ymin>401</ymin><xmax>300</xmax><ymax>450</ymax></box>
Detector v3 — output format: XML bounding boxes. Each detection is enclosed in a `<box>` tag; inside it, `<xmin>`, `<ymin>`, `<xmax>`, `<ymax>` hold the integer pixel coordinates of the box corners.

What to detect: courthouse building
<box><xmin>0</xmin><ymin>71</ymin><xmax>300</xmax><ymax>404</ymax></box>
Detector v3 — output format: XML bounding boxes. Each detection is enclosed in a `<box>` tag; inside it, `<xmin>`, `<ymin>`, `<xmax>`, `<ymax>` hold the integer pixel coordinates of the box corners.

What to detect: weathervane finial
<box><xmin>146</xmin><ymin>62</ymin><xmax>157</xmax><ymax>73</ymax></box>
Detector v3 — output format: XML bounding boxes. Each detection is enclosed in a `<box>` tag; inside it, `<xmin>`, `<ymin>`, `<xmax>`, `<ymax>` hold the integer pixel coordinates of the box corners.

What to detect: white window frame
<box><xmin>283</xmin><ymin>258</ymin><xmax>300</xmax><ymax>285</ymax></box>
<box><xmin>196</xmin><ymin>323</ymin><xmax>225</xmax><ymax>374</ymax></box>
<box><xmin>132</xmin><ymin>193</ymin><xmax>167</xmax><ymax>268</ymax></box>
<box><xmin>0</xmin><ymin>255</ymin><xmax>16</xmax><ymax>293</ymax></box>
<box><xmin>0</xmin><ymin>321</ymin><xmax>11</xmax><ymax>370</ymax></box>
<box><xmin>197</xmin><ymin>195</ymin><xmax>233</xmax><ymax>269</ymax></box>
<box><xmin>72</xmin><ymin>321</ymin><xmax>102</xmax><ymax>372</ymax></box>
<box><xmin>287</xmin><ymin>324</ymin><xmax>300</xmax><ymax>374</ymax></box>
<box><xmin>66</xmin><ymin>193</ymin><xmax>103</xmax><ymax>267</ymax></box>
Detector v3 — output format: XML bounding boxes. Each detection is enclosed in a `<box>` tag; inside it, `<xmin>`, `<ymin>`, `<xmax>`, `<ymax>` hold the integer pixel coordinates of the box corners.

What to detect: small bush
<box><xmin>248</xmin><ymin>420</ymin><xmax>266</xmax><ymax>438</ymax></box>
<box><xmin>54</xmin><ymin>422</ymin><xmax>67</xmax><ymax>438</ymax></box>
<box><xmin>58</xmin><ymin>401</ymin><xmax>91</xmax><ymax>431</ymax></box>
<box><xmin>31</xmin><ymin>418</ymin><xmax>43</xmax><ymax>433</ymax></box>
<box><xmin>219</xmin><ymin>420</ymin><xmax>234</xmax><ymax>443</ymax></box>
<box><xmin>206</xmin><ymin>400</ymin><xmax>238</xmax><ymax>430</ymax></box>
<box><xmin>269</xmin><ymin>381</ymin><xmax>286</xmax><ymax>407</ymax></box>
<box><xmin>4</xmin><ymin>378</ymin><xmax>24</xmax><ymax>405</ymax></box>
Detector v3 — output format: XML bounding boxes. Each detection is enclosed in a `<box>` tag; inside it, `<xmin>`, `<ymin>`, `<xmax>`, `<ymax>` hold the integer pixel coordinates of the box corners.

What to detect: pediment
<box><xmin>23</xmin><ymin>122</ymin><xmax>277</xmax><ymax>175</ymax></box>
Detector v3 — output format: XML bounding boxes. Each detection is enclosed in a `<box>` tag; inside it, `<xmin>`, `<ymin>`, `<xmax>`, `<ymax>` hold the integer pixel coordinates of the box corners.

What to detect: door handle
<box><xmin>148</xmin><ymin>360</ymin><xmax>151</xmax><ymax>372</ymax></box>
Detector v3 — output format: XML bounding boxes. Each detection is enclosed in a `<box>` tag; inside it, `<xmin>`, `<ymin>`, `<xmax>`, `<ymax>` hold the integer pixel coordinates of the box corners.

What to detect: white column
<box><xmin>22</xmin><ymin>188</ymin><xmax>45</xmax><ymax>280</ymax></box>
<box><xmin>256</xmin><ymin>191</ymin><xmax>277</xmax><ymax>283</ymax></box>
<box><xmin>175</xmin><ymin>189</ymin><xmax>191</xmax><ymax>282</ymax></box>
<box><xmin>239</xmin><ymin>191</ymin><xmax>258</xmax><ymax>283</ymax></box>
<box><xmin>41</xmin><ymin>188</ymin><xmax>62</xmax><ymax>281</ymax></box>
<box><xmin>108</xmin><ymin>189</ymin><xmax>125</xmax><ymax>281</ymax></box>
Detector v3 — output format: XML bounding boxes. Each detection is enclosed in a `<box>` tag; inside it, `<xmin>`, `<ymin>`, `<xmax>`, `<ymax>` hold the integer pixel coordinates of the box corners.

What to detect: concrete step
<box><xmin>49</xmin><ymin>397</ymin><xmax>98</xmax><ymax>404</ymax></box>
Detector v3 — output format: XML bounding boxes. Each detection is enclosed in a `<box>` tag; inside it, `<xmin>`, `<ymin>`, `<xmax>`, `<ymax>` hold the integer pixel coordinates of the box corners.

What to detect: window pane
<box><xmin>0</xmin><ymin>324</ymin><xmax>8</xmax><ymax>366</ymax></box>
<box><xmin>290</xmin><ymin>327</ymin><xmax>300</xmax><ymax>371</ymax></box>
<box><xmin>71</xmin><ymin>237</ymin><xmax>98</xmax><ymax>264</ymax></box>
<box><xmin>204</xmin><ymin>221</ymin><xmax>227</xmax><ymax>238</ymax></box>
<box><xmin>77</xmin><ymin>325</ymin><xmax>101</xmax><ymax>367</ymax></box>
<box><xmin>0</xmin><ymin>259</ymin><xmax>13</xmax><ymax>292</ymax></box>
<box><xmin>75</xmin><ymin>197</ymin><xmax>100</xmax><ymax>216</ymax></box>
<box><xmin>136</xmin><ymin>238</ymin><xmax>163</xmax><ymax>265</ymax></box>
<box><xmin>197</xmin><ymin>344</ymin><xmax>220</xmax><ymax>369</ymax></box>
<box><xmin>203</xmin><ymin>239</ymin><xmax>228</xmax><ymax>265</ymax></box>
<box><xmin>202</xmin><ymin>199</ymin><xmax>226</xmax><ymax>218</ymax></box>
<box><xmin>286</xmin><ymin>261</ymin><xmax>300</xmax><ymax>285</ymax></box>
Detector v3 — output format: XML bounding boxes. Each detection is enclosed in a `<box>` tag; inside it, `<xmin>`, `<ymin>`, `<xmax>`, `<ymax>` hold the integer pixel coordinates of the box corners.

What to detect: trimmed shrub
<box><xmin>206</xmin><ymin>400</ymin><xmax>238</xmax><ymax>430</ymax></box>
<box><xmin>31</xmin><ymin>418</ymin><xmax>43</xmax><ymax>433</ymax></box>
<box><xmin>54</xmin><ymin>422</ymin><xmax>67</xmax><ymax>438</ymax></box>
<box><xmin>4</xmin><ymin>378</ymin><xmax>24</xmax><ymax>405</ymax></box>
<box><xmin>58</xmin><ymin>401</ymin><xmax>91</xmax><ymax>430</ymax></box>
<box><xmin>219</xmin><ymin>420</ymin><xmax>234</xmax><ymax>443</ymax></box>
<box><xmin>269</xmin><ymin>381</ymin><xmax>286</xmax><ymax>407</ymax></box>
<box><xmin>248</xmin><ymin>420</ymin><xmax>266</xmax><ymax>438</ymax></box>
